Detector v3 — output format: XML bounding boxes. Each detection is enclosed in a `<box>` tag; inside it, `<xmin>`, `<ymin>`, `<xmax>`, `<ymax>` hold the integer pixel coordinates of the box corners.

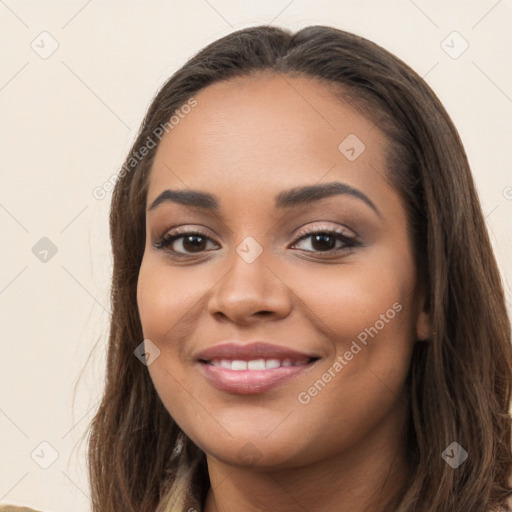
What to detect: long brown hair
<box><xmin>87</xmin><ymin>25</ymin><xmax>512</xmax><ymax>511</ymax></box>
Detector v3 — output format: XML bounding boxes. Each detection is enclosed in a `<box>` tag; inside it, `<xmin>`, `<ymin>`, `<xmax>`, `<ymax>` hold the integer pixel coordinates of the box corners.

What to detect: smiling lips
<box><xmin>196</xmin><ymin>342</ymin><xmax>319</xmax><ymax>394</ymax></box>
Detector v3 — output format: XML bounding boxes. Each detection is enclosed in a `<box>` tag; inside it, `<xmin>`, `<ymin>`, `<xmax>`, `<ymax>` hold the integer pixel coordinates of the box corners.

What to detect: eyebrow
<box><xmin>147</xmin><ymin>181</ymin><xmax>381</xmax><ymax>217</ymax></box>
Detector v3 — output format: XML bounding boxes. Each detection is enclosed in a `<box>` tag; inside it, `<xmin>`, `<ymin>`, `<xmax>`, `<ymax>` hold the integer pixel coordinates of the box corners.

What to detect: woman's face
<box><xmin>137</xmin><ymin>73</ymin><xmax>430</xmax><ymax>470</ymax></box>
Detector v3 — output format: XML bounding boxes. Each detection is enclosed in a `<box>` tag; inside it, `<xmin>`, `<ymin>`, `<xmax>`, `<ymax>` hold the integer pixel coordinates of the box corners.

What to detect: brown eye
<box><xmin>181</xmin><ymin>234</ymin><xmax>208</xmax><ymax>252</ymax></box>
<box><xmin>154</xmin><ymin>230</ymin><xmax>218</xmax><ymax>255</ymax></box>
<box><xmin>292</xmin><ymin>228</ymin><xmax>358</xmax><ymax>253</ymax></box>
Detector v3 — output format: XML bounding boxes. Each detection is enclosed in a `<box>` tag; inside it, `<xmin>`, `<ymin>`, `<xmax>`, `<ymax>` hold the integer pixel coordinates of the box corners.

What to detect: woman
<box><xmin>4</xmin><ymin>23</ymin><xmax>510</xmax><ymax>512</ymax></box>
<box><xmin>90</xmin><ymin>24</ymin><xmax>512</xmax><ymax>512</ymax></box>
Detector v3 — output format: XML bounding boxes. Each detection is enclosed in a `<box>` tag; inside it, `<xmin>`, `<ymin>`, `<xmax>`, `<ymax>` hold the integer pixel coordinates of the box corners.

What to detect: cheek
<box><xmin>136</xmin><ymin>258</ymin><xmax>207</xmax><ymax>434</ymax></box>
<box><xmin>289</xmin><ymin>253</ymin><xmax>416</xmax><ymax>446</ymax></box>
<box><xmin>300</xmin><ymin>267</ymin><xmax>414</xmax><ymax>384</ymax></box>
<box><xmin>136</xmin><ymin>257</ymin><xmax>199</xmax><ymax>396</ymax></box>
<box><xmin>283</xmin><ymin>248</ymin><xmax>416</xmax><ymax>351</ymax></box>
<box><xmin>137</xmin><ymin>257</ymin><xmax>205</xmax><ymax>343</ymax></box>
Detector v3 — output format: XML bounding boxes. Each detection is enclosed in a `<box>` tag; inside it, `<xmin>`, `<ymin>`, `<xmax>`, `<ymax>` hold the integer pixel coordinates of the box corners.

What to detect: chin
<box><xmin>196</xmin><ymin>433</ymin><xmax>319</xmax><ymax>471</ymax></box>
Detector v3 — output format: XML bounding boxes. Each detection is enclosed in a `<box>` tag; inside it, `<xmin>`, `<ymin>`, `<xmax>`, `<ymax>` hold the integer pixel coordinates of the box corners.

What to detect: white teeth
<box><xmin>209</xmin><ymin>358</ymin><xmax>311</xmax><ymax>370</ymax></box>
<box><xmin>248</xmin><ymin>359</ymin><xmax>266</xmax><ymax>370</ymax></box>
<box><xmin>231</xmin><ymin>360</ymin><xmax>247</xmax><ymax>370</ymax></box>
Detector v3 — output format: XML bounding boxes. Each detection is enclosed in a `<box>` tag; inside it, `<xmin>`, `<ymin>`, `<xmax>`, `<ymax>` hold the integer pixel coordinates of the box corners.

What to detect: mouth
<box><xmin>195</xmin><ymin>342</ymin><xmax>320</xmax><ymax>395</ymax></box>
<box><xmin>201</xmin><ymin>357</ymin><xmax>316</xmax><ymax>370</ymax></box>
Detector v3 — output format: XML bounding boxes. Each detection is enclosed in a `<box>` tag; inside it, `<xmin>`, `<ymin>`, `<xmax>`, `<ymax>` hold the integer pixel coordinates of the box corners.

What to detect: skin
<box><xmin>137</xmin><ymin>72</ymin><xmax>431</xmax><ymax>512</ymax></box>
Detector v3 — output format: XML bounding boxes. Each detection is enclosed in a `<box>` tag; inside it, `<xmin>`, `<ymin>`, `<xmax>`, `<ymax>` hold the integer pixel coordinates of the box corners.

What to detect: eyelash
<box><xmin>153</xmin><ymin>225</ymin><xmax>360</xmax><ymax>259</ymax></box>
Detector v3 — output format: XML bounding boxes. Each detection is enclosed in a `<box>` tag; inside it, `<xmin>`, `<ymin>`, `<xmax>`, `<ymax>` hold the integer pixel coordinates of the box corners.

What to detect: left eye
<box><xmin>291</xmin><ymin>230</ymin><xmax>356</xmax><ymax>252</ymax></box>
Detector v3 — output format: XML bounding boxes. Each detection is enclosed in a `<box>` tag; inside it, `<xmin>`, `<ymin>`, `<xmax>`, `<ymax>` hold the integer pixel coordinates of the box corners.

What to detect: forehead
<box><xmin>148</xmin><ymin>73</ymin><xmax>390</xmax><ymax>208</ymax></box>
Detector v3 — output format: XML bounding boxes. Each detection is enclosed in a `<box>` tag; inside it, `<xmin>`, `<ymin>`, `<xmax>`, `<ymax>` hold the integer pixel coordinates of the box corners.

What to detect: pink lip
<box><xmin>195</xmin><ymin>342</ymin><xmax>317</xmax><ymax>362</ymax></box>
<box><xmin>195</xmin><ymin>342</ymin><xmax>319</xmax><ymax>395</ymax></box>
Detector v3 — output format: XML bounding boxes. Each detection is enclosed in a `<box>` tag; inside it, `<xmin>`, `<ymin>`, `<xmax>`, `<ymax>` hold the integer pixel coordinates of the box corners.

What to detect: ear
<box><xmin>415</xmin><ymin>291</ymin><xmax>431</xmax><ymax>341</ymax></box>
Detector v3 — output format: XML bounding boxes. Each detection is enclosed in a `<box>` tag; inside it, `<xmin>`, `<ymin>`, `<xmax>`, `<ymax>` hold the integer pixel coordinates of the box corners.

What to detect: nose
<box><xmin>207</xmin><ymin>248</ymin><xmax>292</xmax><ymax>325</ymax></box>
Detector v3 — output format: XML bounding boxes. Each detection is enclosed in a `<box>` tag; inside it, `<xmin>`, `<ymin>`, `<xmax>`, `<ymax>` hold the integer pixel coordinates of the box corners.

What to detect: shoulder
<box><xmin>0</xmin><ymin>506</ymin><xmax>45</xmax><ymax>512</ymax></box>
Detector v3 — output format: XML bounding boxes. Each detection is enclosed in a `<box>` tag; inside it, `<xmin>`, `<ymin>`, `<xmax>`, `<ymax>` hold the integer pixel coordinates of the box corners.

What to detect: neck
<box><xmin>203</xmin><ymin>405</ymin><xmax>410</xmax><ymax>512</ymax></box>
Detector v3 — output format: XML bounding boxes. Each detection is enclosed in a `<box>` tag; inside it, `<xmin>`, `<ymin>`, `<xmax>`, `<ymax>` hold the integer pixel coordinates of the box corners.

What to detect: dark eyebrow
<box><xmin>275</xmin><ymin>181</ymin><xmax>381</xmax><ymax>217</ymax></box>
<box><xmin>148</xmin><ymin>189</ymin><xmax>218</xmax><ymax>212</ymax></box>
<box><xmin>148</xmin><ymin>181</ymin><xmax>380</xmax><ymax>217</ymax></box>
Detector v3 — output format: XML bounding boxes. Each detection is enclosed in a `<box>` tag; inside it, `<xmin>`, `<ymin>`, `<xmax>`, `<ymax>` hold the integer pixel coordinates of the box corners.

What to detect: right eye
<box><xmin>153</xmin><ymin>230</ymin><xmax>220</xmax><ymax>257</ymax></box>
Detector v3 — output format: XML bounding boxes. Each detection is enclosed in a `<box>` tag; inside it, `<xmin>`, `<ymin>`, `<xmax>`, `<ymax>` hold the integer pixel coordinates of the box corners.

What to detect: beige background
<box><xmin>1</xmin><ymin>1</ymin><xmax>511</xmax><ymax>511</ymax></box>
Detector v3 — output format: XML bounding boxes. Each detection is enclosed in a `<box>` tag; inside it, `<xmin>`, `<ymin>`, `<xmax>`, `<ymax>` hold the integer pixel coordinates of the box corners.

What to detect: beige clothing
<box><xmin>0</xmin><ymin>506</ymin><xmax>45</xmax><ymax>512</ymax></box>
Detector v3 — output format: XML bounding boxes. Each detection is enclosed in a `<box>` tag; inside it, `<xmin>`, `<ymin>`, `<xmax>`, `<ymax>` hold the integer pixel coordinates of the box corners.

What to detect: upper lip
<box><xmin>195</xmin><ymin>342</ymin><xmax>319</xmax><ymax>362</ymax></box>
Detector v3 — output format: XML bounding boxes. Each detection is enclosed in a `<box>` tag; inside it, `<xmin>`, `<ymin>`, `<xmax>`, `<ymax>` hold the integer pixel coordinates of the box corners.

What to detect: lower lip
<box><xmin>199</xmin><ymin>361</ymin><xmax>315</xmax><ymax>394</ymax></box>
